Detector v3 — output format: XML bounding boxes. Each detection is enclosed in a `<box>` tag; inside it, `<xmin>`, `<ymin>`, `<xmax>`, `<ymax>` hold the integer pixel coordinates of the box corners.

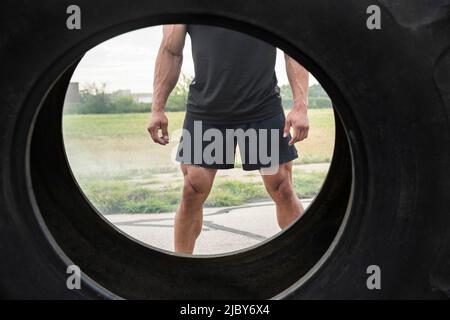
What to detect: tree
<box><xmin>166</xmin><ymin>74</ymin><xmax>192</xmax><ymax>112</ymax></box>
<box><xmin>280</xmin><ymin>83</ymin><xmax>332</xmax><ymax>109</ymax></box>
<box><xmin>78</xmin><ymin>83</ymin><xmax>112</xmax><ymax>114</ymax></box>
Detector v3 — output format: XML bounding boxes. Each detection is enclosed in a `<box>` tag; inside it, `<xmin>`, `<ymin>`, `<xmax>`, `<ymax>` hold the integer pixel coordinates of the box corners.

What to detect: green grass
<box><xmin>78</xmin><ymin>170</ymin><xmax>327</xmax><ymax>214</ymax></box>
<box><xmin>63</xmin><ymin>109</ymin><xmax>335</xmax><ymax>174</ymax></box>
<box><xmin>62</xmin><ymin>109</ymin><xmax>334</xmax><ymax>214</ymax></box>
<box><xmin>63</xmin><ymin>112</ymin><xmax>186</xmax><ymax>138</ymax></box>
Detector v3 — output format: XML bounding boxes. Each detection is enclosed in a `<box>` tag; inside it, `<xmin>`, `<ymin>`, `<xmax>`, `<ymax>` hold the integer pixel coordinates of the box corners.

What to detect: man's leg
<box><xmin>260</xmin><ymin>162</ymin><xmax>304</xmax><ymax>229</ymax></box>
<box><xmin>174</xmin><ymin>164</ymin><xmax>217</xmax><ymax>254</ymax></box>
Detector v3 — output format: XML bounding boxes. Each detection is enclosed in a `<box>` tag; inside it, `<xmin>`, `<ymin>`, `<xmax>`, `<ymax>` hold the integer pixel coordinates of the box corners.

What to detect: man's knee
<box><xmin>273</xmin><ymin>178</ymin><xmax>295</xmax><ymax>200</ymax></box>
<box><xmin>182</xmin><ymin>175</ymin><xmax>205</xmax><ymax>204</ymax></box>
<box><xmin>264</xmin><ymin>166</ymin><xmax>295</xmax><ymax>200</ymax></box>
<box><xmin>180</xmin><ymin>165</ymin><xmax>215</xmax><ymax>206</ymax></box>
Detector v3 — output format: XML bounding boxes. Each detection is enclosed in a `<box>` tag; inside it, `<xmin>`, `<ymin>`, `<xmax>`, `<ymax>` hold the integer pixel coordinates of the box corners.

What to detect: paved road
<box><xmin>105</xmin><ymin>199</ymin><xmax>313</xmax><ymax>255</ymax></box>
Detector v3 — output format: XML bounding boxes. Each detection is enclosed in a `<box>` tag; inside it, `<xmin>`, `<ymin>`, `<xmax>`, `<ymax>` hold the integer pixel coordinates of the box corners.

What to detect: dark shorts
<box><xmin>175</xmin><ymin>111</ymin><xmax>298</xmax><ymax>171</ymax></box>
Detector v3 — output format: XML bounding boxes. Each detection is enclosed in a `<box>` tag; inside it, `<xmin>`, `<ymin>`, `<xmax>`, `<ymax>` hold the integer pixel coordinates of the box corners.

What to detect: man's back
<box><xmin>187</xmin><ymin>25</ymin><xmax>282</xmax><ymax>123</ymax></box>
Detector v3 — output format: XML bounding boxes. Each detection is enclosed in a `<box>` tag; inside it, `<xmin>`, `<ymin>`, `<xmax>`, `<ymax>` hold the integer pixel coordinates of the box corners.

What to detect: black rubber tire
<box><xmin>0</xmin><ymin>0</ymin><xmax>449</xmax><ymax>299</ymax></box>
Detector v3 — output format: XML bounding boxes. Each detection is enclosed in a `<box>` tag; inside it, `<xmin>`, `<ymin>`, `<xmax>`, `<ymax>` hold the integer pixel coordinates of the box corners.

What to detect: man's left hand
<box><xmin>284</xmin><ymin>108</ymin><xmax>309</xmax><ymax>146</ymax></box>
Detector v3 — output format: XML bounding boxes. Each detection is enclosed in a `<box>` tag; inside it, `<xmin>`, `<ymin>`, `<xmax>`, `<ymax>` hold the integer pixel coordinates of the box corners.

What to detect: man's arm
<box><xmin>148</xmin><ymin>24</ymin><xmax>187</xmax><ymax>145</ymax></box>
<box><xmin>283</xmin><ymin>53</ymin><xmax>310</xmax><ymax>145</ymax></box>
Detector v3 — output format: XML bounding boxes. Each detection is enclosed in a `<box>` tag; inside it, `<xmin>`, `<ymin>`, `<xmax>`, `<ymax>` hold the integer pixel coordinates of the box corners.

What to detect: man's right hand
<box><xmin>148</xmin><ymin>111</ymin><xmax>169</xmax><ymax>145</ymax></box>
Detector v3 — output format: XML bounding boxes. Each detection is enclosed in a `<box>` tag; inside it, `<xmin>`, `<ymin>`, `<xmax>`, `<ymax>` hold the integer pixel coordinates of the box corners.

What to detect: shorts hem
<box><xmin>241</xmin><ymin>152</ymin><xmax>298</xmax><ymax>171</ymax></box>
<box><xmin>176</xmin><ymin>153</ymin><xmax>299</xmax><ymax>171</ymax></box>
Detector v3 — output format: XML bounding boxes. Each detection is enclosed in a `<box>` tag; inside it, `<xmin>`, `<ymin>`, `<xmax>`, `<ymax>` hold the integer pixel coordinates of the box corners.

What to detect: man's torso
<box><xmin>186</xmin><ymin>25</ymin><xmax>283</xmax><ymax>124</ymax></box>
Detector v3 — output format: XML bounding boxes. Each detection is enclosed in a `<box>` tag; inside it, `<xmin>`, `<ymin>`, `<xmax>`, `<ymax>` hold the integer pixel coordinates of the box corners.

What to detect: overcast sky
<box><xmin>71</xmin><ymin>25</ymin><xmax>318</xmax><ymax>93</ymax></box>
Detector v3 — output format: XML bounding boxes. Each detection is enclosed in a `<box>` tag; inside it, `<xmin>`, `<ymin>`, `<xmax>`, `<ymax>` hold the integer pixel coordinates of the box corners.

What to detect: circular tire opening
<box><xmin>29</xmin><ymin>19</ymin><xmax>355</xmax><ymax>299</ymax></box>
<box><xmin>61</xmin><ymin>25</ymin><xmax>339</xmax><ymax>257</ymax></box>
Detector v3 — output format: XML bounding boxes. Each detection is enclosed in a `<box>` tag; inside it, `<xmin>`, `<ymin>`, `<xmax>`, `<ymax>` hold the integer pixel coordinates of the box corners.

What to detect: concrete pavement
<box><xmin>105</xmin><ymin>199</ymin><xmax>313</xmax><ymax>255</ymax></box>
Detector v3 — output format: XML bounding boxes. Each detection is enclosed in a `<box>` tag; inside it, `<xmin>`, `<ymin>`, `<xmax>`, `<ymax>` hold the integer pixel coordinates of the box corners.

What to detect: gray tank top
<box><xmin>186</xmin><ymin>25</ymin><xmax>283</xmax><ymax>124</ymax></box>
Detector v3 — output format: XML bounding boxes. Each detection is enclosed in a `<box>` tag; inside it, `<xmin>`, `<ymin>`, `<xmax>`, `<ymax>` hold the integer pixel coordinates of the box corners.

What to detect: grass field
<box><xmin>63</xmin><ymin>109</ymin><xmax>335</xmax><ymax>213</ymax></box>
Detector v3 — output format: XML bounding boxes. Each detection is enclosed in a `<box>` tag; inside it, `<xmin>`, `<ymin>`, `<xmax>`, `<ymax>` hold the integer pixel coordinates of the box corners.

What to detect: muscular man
<box><xmin>148</xmin><ymin>25</ymin><xmax>309</xmax><ymax>254</ymax></box>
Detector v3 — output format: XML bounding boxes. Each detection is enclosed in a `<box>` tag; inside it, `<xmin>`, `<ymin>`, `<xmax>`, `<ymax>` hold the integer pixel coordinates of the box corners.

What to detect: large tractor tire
<box><xmin>0</xmin><ymin>0</ymin><xmax>449</xmax><ymax>299</ymax></box>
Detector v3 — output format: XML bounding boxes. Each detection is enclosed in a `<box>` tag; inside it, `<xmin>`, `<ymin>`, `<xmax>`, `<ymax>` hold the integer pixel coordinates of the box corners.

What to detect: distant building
<box><xmin>112</xmin><ymin>90</ymin><xmax>152</xmax><ymax>104</ymax></box>
<box><xmin>132</xmin><ymin>93</ymin><xmax>153</xmax><ymax>104</ymax></box>
<box><xmin>64</xmin><ymin>82</ymin><xmax>81</xmax><ymax>104</ymax></box>
<box><xmin>114</xmin><ymin>89</ymin><xmax>132</xmax><ymax>97</ymax></box>
<box><xmin>64</xmin><ymin>82</ymin><xmax>81</xmax><ymax>112</ymax></box>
